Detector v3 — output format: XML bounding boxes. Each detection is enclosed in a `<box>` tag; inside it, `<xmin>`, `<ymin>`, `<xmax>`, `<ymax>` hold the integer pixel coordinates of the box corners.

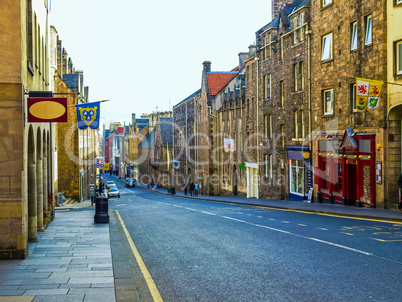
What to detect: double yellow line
<box><xmin>115</xmin><ymin>211</ymin><xmax>163</xmax><ymax>302</ymax></box>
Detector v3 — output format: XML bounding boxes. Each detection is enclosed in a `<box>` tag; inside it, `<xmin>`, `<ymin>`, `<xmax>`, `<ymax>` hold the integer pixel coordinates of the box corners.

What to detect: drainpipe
<box><xmin>307</xmin><ymin>25</ymin><xmax>312</xmax><ymax>151</ymax></box>
<box><xmin>255</xmin><ymin>56</ymin><xmax>260</xmax><ymax>199</ymax></box>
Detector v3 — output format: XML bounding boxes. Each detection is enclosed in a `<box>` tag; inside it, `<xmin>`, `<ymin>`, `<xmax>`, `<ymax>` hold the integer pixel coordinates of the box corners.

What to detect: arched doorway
<box><xmin>28</xmin><ymin>126</ymin><xmax>37</xmax><ymax>241</ymax></box>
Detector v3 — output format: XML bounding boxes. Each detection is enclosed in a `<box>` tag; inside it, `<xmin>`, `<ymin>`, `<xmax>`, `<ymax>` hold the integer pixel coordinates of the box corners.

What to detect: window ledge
<box><xmin>321</xmin><ymin>58</ymin><xmax>334</xmax><ymax>64</ymax></box>
<box><xmin>323</xmin><ymin>113</ymin><xmax>334</xmax><ymax>117</ymax></box>
<box><xmin>320</xmin><ymin>3</ymin><xmax>333</xmax><ymax>11</ymax></box>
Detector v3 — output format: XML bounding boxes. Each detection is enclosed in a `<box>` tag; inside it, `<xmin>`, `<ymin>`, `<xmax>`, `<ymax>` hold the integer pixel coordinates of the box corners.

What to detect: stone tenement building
<box><xmin>172</xmin><ymin>89</ymin><xmax>200</xmax><ymax>190</ymax></box>
<box><xmin>255</xmin><ymin>0</ymin><xmax>311</xmax><ymax>202</ymax></box>
<box><xmin>0</xmin><ymin>0</ymin><xmax>56</xmax><ymax>259</ymax></box>
<box><xmin>310</xmin><ymin>0</ymin><xmax>389</xmax><ymax>208</ymax></box>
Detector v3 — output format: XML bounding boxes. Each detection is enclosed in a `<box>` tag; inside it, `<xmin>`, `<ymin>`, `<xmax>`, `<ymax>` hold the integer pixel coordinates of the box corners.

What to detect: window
<box><xmin>280</xmin><ymin>36</ymin><xmax>284</xmax><ymax>60</ymax></box>
<box><xmin>263</xmin><ymin>74</ymin><xmax>271</xmax><ymax>99</ymax></box>
<box><xmin>300</xmin><ymin>62</ymin><xmax>304</xmax><ymax>90</ymax></box>
<box><xmin>252</xmin><ymin>63</ymin><xmax>255</xmax><ymax>79</ymax></box>
<box><xmin>301</xmin><ymin>111</ymin><xmax>305</xmax><ymax>138</ymax></box>
<box><xmin>365</xmin><ymin>15</ymin><xmax>372</xmax><ymax>46</ymax></box>
<box><xmin>293</xmin><ymin>17</ymin><xmax>298</xmax><ymax>44</ymax></box>
<box><xmin>397</xmin><ymin>0</ymin><xmax>402</xmax><ymax>4</ymax></box>
<box><xmin>264</xmin><ymin>115</ymin><xmax>268</xmax><ymax>137</ymax></box>
<box><xmin>351</xmin><ymin>83</ymin><xmax>357</xmax><ymax>112</ymax></box>
<box><xmin>350</xmin><ymin>21</ymin><xmax>357</xmax><ymax>51</ymax></box>
<box><xmin>294</xmin><ymin>111</ymin><xmax>298</xmax><ymax>139</ymax></box>
<box><xmin>322</xmin><ymin>0</ymin><xmax>332</xmax><ymax>7</ymax></box>
<box><xmin>321</xmin><ymin>33</ymin><xmax>333</xmax><ymax>61</ymax></box>
<box><xmin>300</xmin><ymin>13</ymin><xmax>305</xmax><ymax>41</ymax></box>
<box><xmin>396</xmin><ymin>41</ymin><xmax>402</xmax><ymax>75</ymax></box>
<box><xmin>290</xmin><ymin>160</ymin><xmax>304</xmax><ymax>195</ymax></box>
<box><xmin>280</xmin><ymin>81</ymin><xmax>284</xmax><ymax>107</ymax></box>
<box><xmin>267</xmin><ymin>33</ymin><xmax>272</xmax><ymax>58</ymax></box>
<box><xmin>294</xmin><ymin>64</ymin><xmax>298</xmax><ymax>91</ymax></box>
<box><xmin>269</xmin><ymin>155</ymin><xmax>273</xmax><ymax>179</ymax></box>
<box><xmin>26</xmin><ymin>0</ymin><xmax>33</xmax><ymax>72</ymax></box>
<box><xmin>323</xmin><ymin>89</ymin><xmax>333</xmax><ymax>115</ymax></box>
<box><xmin>269</xmin><ymin>115</ymin><xmax>272</xmax><ymax>138</ymax></box>
<box><xmin>281</xmin><ymin>125</ymin><xmax>285</xmax><ymax>149</ymax></box>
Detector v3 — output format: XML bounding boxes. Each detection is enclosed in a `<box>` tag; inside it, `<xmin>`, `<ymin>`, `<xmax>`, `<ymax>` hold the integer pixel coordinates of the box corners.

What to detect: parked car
<box><xmin>106</xmin><ymin>181</ymin><xmax>116</xmax><ymax>189</ymax></box>
<box><xmin>125</xmin><ymin>178</ymin><xmax>135</xmax><ymax>187</ymax></box>
<box><xmin>108</xmin><ymin>187</ymin><xmax>120</xmax><ymax>198</ymax></box>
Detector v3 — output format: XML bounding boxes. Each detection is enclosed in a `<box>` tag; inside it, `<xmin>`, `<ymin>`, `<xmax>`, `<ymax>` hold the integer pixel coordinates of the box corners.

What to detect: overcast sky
<box><xmin>50</xmin><ymin>0</ymin><xmax>272</xmax><ymax>127</ymax></box>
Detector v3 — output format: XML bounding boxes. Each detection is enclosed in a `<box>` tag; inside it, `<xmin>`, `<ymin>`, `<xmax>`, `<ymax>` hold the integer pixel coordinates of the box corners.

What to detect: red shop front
<box><xmin>316</xmin><ymin>128</ymin><xmax>376</xmax><ymax>208</ymax></box>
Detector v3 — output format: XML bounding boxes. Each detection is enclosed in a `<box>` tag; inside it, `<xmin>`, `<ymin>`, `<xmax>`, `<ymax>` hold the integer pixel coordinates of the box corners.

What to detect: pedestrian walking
<box><xmin>190</xmin><ymin>182</ymin><xmax>195</xmax><ymax>196</ymax></box>
<box><xmin>183</xmin><ymin>181</ymin><xmax>188</xmax><ymax>195</ymax></box>
<box><xmin>398</xmin><ymin>172</ymin><xmax>402</xmax><ymax>213</ymax></box>
<box><xmin>194</xmin><ymin>182</ymin><xmax>199</xmax><ymax>196</ymax></box>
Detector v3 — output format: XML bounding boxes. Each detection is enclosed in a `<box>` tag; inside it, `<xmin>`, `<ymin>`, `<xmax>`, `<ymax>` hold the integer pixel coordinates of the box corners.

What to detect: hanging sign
<box><xmin>27</xmin><ymin>97</ymin><xmax>67</xmax><ymax>123</ymax></box>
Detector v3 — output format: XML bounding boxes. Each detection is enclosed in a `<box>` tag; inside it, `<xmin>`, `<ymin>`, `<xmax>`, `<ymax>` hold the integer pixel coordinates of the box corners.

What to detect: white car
<box><xmin>108</xmin><ymin>187</ymin><xmax>120</xmax><ymax>198</ymax></box>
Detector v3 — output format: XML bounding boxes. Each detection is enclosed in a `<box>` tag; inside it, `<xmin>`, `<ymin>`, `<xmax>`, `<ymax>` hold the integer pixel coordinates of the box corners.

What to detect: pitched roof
<box><xmin>159</xmin><ymin>117</ymin><xmax>173</xmax><ymax>145</ymax></box>
<box><xmin>173</xmin><ymin>89</ymin><xmax>201</xmax><ymax>108</ymax></box>
<box><xmin>207</xmin><ymin>72</ymin><xmax>238</xmax><ymax>96</ymax></box>
<box><xmin>138</xmin><ymin>128</ymin><xmax>155</xmax><ymax>149</ymax></box>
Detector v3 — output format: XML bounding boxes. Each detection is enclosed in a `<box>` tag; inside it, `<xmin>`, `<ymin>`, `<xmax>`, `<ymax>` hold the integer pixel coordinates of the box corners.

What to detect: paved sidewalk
<box><xmin>108</xmin><ymin>174</ymin><xmax>402</xmax><ymax>222</ymax></box>
<box><xmin>0</xmin><ymin>206</ymin><xmax>115</xmax><ymax>302</ymax></box>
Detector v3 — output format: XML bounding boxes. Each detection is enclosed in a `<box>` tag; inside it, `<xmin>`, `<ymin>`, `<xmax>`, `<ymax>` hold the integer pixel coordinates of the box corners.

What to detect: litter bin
<box><xmin>94</xmin><ymin>196</ymin><xmax>109</xmax><ymax>223</ymax></box>
<box><xmin>170</xmin><ymin>187</ymin><xmax>175</xmax><ymax>194</ymax></box>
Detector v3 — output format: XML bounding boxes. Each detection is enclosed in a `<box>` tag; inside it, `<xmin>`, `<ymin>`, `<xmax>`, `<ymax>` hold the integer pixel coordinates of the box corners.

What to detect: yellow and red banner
<box><xmin>356</xmin><ymin>77</ymin><xmax>383</xmax><ymax>112</ymax></box>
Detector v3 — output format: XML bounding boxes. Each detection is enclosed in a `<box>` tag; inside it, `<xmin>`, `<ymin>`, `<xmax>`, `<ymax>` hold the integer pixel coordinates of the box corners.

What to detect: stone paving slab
<box><xmin>0</xmin><ymin>208</ymin><xmax>116</xmax><ymax>302</ymax></box>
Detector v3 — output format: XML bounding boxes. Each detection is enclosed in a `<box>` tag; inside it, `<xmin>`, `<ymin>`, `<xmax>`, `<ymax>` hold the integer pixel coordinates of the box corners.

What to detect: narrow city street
<box><xmin>106</xmin><ymin>176</ymin><xmax>402</xmax><ymax>302</ymax></box>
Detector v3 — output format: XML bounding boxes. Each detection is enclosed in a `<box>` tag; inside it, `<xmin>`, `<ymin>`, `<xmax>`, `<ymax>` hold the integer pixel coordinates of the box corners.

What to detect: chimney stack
<box><xmin>203</xmin><ymin>61</ymin><xmax>211</xmax><ymax>72</ymax></box>
<box><xmin>272</xmin><ymin>0</ymin><xmax>293</xmax><ymax>20</ymax></box>
<box><xmin>238</xmin><ymin>52</ymin><xmax>249</xmax><ymax>68</ymax></box>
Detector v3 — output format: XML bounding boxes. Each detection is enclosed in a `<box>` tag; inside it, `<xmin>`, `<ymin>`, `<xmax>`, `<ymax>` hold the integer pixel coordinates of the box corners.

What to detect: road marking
<box><xmin>318</xmin><ymin>228</ymin><xmax>328</xmax><ymax>231</ymax></box>
<box><xmin>115</xmin><ymin>211</ymin><xmax>163</xmax><ymax>302</ymax></box>
<box><xmin>298</xmin><ymin>224</ymin><xmax>307</xmax><ymax>227</ymax></box>
<box><xmin>340</xmin><ymin>232</ymin><xmax>354</xmax><ymax>236</ymax></box>
<box><xmin>257</xmin><ymin>216</ymin><xmax>263</xmax><ymax>218</ymax></box>
<box><xmin>282</xmin><ymin>221</ymin><xmax>290</xmax><ymax>224</ymax></box>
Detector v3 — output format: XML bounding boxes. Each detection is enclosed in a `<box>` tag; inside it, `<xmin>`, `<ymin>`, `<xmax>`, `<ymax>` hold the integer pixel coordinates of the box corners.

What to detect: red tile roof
<box><xmin>207</xmin><ymin>72</ymin><xmax>238</xmax><ymax>96</ymax></box>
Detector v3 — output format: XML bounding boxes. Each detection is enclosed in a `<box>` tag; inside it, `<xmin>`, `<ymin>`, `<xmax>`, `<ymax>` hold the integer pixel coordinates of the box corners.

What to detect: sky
<box><xmin>50</xmin><ymin>0</ymin><xmax>272</xmax><ymax>127</ymax></box>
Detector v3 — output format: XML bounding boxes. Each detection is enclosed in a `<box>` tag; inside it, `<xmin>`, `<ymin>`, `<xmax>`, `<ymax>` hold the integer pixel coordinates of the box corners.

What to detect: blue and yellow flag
<box><xmin>76</xmin><ymin>102</ymin><xmax>100</xmax><ymax>130</ymax></box>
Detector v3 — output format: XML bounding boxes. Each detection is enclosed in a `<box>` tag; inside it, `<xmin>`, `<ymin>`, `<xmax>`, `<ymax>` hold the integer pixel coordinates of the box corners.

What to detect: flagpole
<box><xmin>343</xmin><ymin>76</ymin><xmax>402</xmax><ymax>87</ymax></box>
<box><xmin>68</xmin><ymin>99</ymin><xmax>110</xmax><ymax>107</ymax></box>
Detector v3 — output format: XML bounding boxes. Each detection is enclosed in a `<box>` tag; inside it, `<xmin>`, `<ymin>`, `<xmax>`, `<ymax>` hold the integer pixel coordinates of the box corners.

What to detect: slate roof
<box><xmin>159</xmin><ymin>117</ymin><xmax>173</xmax><ymax>145</ymax></box>
<box><xmin>173</xmin><ymin>89</ymin><xmax>201</xmax><ymax>108</ymax></box>
<box><xmin>138</xmin><ymin>128</ymin><xmax>155</xmax><ymax>149</ymax></box>
<box><xmin>207</xmin><ymin>72</ymin><xmax>238</xmax><ymax>96</ymax></box>
<box><xmin>136</xmin><ymin>118</ymin><xmax>149</xmax><ymax>131</ymax></box>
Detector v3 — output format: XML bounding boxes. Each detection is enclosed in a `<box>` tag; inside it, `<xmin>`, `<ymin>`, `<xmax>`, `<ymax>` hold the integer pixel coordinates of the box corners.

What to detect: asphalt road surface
<box><xmin>104</xmin><ymin>176</ymin><xmax>402</xmax><ymax>302</ymax></box>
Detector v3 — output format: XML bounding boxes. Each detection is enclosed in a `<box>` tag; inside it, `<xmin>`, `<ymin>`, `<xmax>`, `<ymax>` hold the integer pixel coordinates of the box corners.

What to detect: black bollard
<box><xmin>94</xmin><ymin>196</ymin><xmax>109</xmax><ymax>223</ymax></box>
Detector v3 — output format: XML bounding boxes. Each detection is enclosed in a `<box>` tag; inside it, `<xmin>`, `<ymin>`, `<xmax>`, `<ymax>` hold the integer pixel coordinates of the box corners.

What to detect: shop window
<box><xmin>321</xmin><ymin>33</ymin><xmax>333</xmax><ymax>61</ymax></box>
<box><xmin>359</xmin><ymin>140</ymin><xmax>371</xmax><ymax>152</ymax></box>
<box><xmin>290</xmin><ymin>160</ymin><xmax>304</xmax><ymax>195</ymax></box>
<box><xmin>335</xmin><ymin>163</ymin><xmax>343</xmax><ymax>192</ymax></box>
<box><xmin>350</xmin><ymin>21</ymin><xmax>357</xmax><ymax>51</ymax></box>
<box><xmin>365</xmin><ymin>14</ymin><xmax>372</xmax><ymax>46</ymax></box>
<box><xmin>322</xmin><ymin>161</ymin><xmax>330</xmax><ymax>190</ymax></box>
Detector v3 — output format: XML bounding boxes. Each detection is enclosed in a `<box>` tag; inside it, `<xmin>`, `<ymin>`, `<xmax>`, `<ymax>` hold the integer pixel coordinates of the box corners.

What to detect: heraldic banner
<box><xmin>76</xmin><ymin>101</ymin><xmax>100</xmax><ymax>130</ymax></box>
<box><xmin>356</xmin><ymin>77</ymin><xmax>383</xmax><ymax>112</ymax></box>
